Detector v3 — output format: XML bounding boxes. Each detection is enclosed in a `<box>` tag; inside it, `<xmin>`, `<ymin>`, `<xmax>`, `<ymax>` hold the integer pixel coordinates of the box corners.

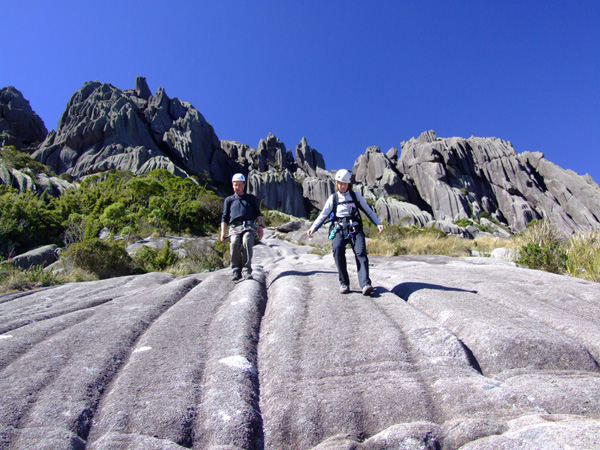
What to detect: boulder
<box><xmin>302</xmin><ymin>176</ymin><xmax>335</xmax><ymax>210</ymax></box>
<box><xmin>396</xmin><ymin>132</ymin><xmax>600</xmax><ymax>234</ymax></box>
<box><xmin>247</xmin><ymin>169</ymin><xmax>307</xmax><ymax>218</ymax></box>
<box><xmin>0</xmin><ymin>164</ymin><xmax>73</xmax><ymax>197</ymax></box>
<box><xmin>375</xmin><ymin>196</ymin><xmax>433</xmax><ymax>227</ymax></box>
<box><xmin>8</xmin><ymin>244</ymin><xmax>59</xmax><ymax>270</ymax></box>
<box><xmin>0</xmin><ymin>86</ymin><xmax>47</xmax><ymax>149</ymax></box>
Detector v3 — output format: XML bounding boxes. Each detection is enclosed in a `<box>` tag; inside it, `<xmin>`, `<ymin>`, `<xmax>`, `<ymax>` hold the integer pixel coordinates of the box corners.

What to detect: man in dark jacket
<box><xmin>220</xmin><ymin>173</ymin><xmax>264</xmax><ymax>281</ymax></box>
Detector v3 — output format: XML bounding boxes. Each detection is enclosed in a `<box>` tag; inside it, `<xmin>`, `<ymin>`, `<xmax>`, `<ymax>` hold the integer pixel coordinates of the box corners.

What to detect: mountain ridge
<box><xmin>2</xmin><ymin>77</ymin><xmax>600</xmax><ymax>235</ymax></box>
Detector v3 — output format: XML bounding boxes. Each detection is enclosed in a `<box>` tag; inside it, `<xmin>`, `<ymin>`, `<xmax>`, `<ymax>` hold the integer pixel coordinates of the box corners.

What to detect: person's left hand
<box><xmin>378</xmin><ymin>225</ymin><xmax>384</xmax><ymax>234</ymax></box>
<box><xmin>258</xmin><ymin>227</ymin><xmax>264</xmax><ymax>239</ymax></box>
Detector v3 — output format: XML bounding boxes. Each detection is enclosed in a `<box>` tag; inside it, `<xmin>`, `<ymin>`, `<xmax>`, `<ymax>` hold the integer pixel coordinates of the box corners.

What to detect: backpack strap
<box><xmin>326</xmin><ymin>191</ymin><xmax>364</xmax><ymax>227</ymax></box>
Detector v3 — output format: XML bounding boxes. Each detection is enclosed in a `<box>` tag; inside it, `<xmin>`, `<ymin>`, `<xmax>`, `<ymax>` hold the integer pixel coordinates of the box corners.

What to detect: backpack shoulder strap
<box><xmin>349</xmin><ymin>190</ymin><xmax>364</xmax><ymax>224</ymax></box>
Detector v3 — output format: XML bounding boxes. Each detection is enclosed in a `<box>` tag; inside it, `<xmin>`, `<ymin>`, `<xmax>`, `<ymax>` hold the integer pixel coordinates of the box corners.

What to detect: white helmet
<box><xmin>335</xmin><ymin>169</ymin><xmax>352</xmax><ymax>184</ymax></box>
<box><xmin>232</xmin><ymin>173</ymin><xmax>246</xmax><ymax>182</ymax></box>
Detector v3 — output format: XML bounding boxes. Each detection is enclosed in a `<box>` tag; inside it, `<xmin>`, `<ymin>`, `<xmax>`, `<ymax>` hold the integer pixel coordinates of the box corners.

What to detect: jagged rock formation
<box><xmin>0</xmin><ymin>87</ymin><xmax>47</xmax><ymax>149</ymax></box>
<box><xmin>353</xmin><ymin>131</ymin><xmax>600</xmax><ymax>234</ymax></box>
<box><xmin>222</xmin><ymin>134</ymin><xmax>330</xmax><ymax>217</ymax></box>
<box><xmin>1</xmin><ymin>232</ymin><xmax>599</xmax><ymax>449</ymax></box>
<box><xmin>0</xmin><ymin>165</ymin><xmax>73</xmax><ymax>196</ymax></box>
<box><xmin>31</xmin><ymin>77</ymin><xmax>233</xmax><ymax>185</ymax></box>
<box><xmin>3</xmin><ymin>79</ymin><xmax>600</xmax><ymax>235</ymax></box>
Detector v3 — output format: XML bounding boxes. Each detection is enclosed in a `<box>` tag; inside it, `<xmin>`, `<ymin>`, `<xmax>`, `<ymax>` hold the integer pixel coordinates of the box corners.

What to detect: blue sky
<box><xmin>3</xmin><ymin>1</ymin><xmax>599</xmax><ymax>183</ymax></box>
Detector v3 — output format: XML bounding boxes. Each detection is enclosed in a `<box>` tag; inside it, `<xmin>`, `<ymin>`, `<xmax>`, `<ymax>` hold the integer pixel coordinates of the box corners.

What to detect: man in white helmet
<box><xmin>220</xmin><ymin>173</ymin><xmax>264</xmax><ymax>281</ymax></box>
<box><xmin>307</xmin><ymin>169</ymin><xmax>384</xmax><ymax>295</ymax></box>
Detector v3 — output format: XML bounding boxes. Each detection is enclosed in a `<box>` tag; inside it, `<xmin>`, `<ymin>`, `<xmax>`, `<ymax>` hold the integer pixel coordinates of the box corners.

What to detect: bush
<box><xmin>0</xmin><ymin>147</ymin><xmax>56</xmax><ymax>176</ymax></box>
<box><xmin>0</xmin><ymin>263</ymin><xmax>64</xmax><ymax>292</ymax></box>
<box><xmin>132</xmin><ymin>241</ymin><xmax>180</xmax><ymax>272</ymax></box>
<box><xmin>516</xmin><ymin>221</ymin><xmax>567</xmax><ymax>273</ymax></box>
<box><xmin>0</xmin><ymin>189</ymin><xmax>63</xmax><ymax>254</ymax></box>
<box><xmin>62</xmin><ymin>239</ymin><xmax>138</xmax><ymax>279</ymax></box>
<box><xmin>180</xmin><ymin>239</ymin><xmax>229</xmax><ymax>272</ymax></box>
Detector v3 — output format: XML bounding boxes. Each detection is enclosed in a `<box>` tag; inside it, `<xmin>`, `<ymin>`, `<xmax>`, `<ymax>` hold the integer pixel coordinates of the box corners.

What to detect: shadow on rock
<box><xmin>392</xmin><ymin>282</ymin><xmax>478</xmax><ymax>301</ymax></box>
<box><xmin>269</xmin><ymin>270</ymin><xmax>336</xmax><ymax>285</ymax></box>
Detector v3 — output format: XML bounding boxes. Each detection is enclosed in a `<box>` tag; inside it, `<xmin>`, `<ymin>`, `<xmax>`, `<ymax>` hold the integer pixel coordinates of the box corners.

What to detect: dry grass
<box><xmin>472</xmin><ymin>236</ymin><xmax>516</xmax><ymax>254</ymax></box>
<box><xmin>565</xmin><ymin>230</ymin><xmax>600</xmax><ymax>282</ymax></box>
<box><xmin>368</xmin><ymin>232</ymin><xmax>474</xmax><ymax>257</ymax></box>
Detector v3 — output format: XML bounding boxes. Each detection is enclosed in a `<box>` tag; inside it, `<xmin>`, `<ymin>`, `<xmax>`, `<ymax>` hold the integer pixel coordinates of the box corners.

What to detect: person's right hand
<box><xmin>220</xmin><ymin>232</ymin><xmax>226</xmax><ymax>243</ymax></box>
<box><xmin>307</xmin><ymin>229</ymin><xmax>314</xmax><ymax>237</ymax></box>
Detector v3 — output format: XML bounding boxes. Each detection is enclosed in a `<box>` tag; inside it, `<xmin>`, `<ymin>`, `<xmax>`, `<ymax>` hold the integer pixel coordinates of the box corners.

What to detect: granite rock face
<box><xmin>0</xmin><ymin>164</ymin><xmax>73</xmax><ymax>197</ymax></box>
<box><xmin>389</xmin><ymin>131</ymin><xmax>600</xmax><ymax>234</ymax></box>
<box><xmin>1</xmin><ymin>232</ymin><xmax>599</xmax><ymax>449</ymax></box>
<box><xmin>0</xmin><ymin>87</ymin><xmax>47</xmax><ymax>149</ymax></box>
<box><xmin>4</xmin><ymin>80</ymin><xmax>600</xmax><ymax>235</ymax></box>
<box><xmin>222</xmin><ymin>135</ymin><xmax>327</xmax><ymax>217</ymax></box>
<box><xmin>31</xmin><ymin>77</ymin><xmax>232</xmax><ymax>184</ymax></box>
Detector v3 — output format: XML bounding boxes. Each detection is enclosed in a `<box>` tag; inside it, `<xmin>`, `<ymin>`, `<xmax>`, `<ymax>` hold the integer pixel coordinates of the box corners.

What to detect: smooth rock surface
<box><xmin>1</xmin><ymin>231</ymin><xmax>599</xmax><ymax>449</ymax></box>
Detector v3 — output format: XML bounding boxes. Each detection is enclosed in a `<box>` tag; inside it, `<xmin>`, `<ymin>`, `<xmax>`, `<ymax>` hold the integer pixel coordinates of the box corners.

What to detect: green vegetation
<box><xmin>516</xmin><ymin>220</ymin><xmax>600</xmax><ymax>282</ymax></box>
<box><xmin>0</xmin><ymin>263</ymin><xmax>64</xmax><ymax>291</ymax></box>
<box><xmin>62</xmin><ymin>238</ymin><xmax>139</xmax><ymax>279</ymax></box>
<box><xmin>132</xmin><ymin>241</ymin><xmax>180</xmax><ymax>273</ymax></box>
<box><xmin>0</xmin><ymin>146</ymin><xmax>56</xmax><ymax>176</ymax></box>
<box><xmin>366</xmin><ymin>225</ymin><xmax>473</xmax><ymax>257</ymax></box>
<box><xmin>1</xmin><ymin>168</ymin><xmax>224</xmax><ymax>256</ymax></box>
<box><xmin>2</xmin><ymin>150</ymin><xmax>599</xmax><ymax>290</ymax></box>
<box><xmin>0</xmin><ymin>150</ymin><xmax>228</xmax><ymax>290</ymax></box>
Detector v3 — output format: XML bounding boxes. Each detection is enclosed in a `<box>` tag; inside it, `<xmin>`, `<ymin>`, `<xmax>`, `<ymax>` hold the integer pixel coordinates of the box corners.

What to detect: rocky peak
<box><xmin>0</xmin><ymin>86</ymin><xmax>47</xmax><ymax>149</ymax></box>
<box><xmin>255</xmin><ymin>133</ymin><xmax>294</xmax><ymax>172</ymax></box>
<box><xmin>295</xmin><ymin>137</ymin><xmax>326</xmax><ymax>177</ymax></box>
<box><xmin>417</xmin><ymin>129</ymin><xmax>438</xmax><ymax>143</ymax></box>
<box><xmin>31</xmin><ymin>77</ymin><xmax>232</xmax><ymax>184</ymax></box>
<box><xmin>135</xmin><ymin>76</ymin><xmax>152</xmax><ymax>100</ymax></box>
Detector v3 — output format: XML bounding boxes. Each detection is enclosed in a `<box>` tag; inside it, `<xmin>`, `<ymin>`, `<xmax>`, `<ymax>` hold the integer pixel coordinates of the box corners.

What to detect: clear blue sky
<box><xmin>3</xmin><ymin>1</ymin><xmax>599</xmax><ymax>183</ymax></box>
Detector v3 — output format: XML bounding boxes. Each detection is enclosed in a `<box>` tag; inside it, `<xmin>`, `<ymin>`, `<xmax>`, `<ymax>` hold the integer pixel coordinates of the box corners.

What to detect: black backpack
<box><xmin>328</xmin><ymin>190</ymin><xmax>365</xmax><ymax>228</ymax></box>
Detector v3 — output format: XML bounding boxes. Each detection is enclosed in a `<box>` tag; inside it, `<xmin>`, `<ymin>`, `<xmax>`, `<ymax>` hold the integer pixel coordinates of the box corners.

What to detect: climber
<box><xmin>220</xmin><ymin>173</ymin><xmax>264</xmax><ymax>281</ymax></box>
<box><xmin>307</xmin><ymin>169</ymin><xmax>384</xmax><ymax>295</ymax></box>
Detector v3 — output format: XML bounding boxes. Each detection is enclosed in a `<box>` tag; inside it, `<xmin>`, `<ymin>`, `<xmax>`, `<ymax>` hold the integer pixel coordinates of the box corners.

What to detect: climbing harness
<box><xmin>226</xmin><ymin>220</ymin><xmax>258</xmax><ymax>240</ymax></box>
<box><xmin>326</xmin><ymin>191</ymin><xmax>365</xmax><ymax>240</ymax></box>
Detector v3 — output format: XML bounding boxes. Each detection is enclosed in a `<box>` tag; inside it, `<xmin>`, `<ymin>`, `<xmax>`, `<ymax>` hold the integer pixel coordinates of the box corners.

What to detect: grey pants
<box><xmin>229</xmin><ymin>225</ymin><xmax>256</xmax><ymax>275</ymax></box>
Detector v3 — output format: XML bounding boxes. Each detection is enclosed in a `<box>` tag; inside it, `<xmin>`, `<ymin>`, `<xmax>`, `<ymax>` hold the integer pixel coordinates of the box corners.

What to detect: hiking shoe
<box><xmin>339</xmin><ymin>284</ymin><xmax>350</xmax><ymax>294</ymax></box>
<box><xmin>232</xmin><ymin>272</ymin><xmax>242</xmax><ymax>281</ymax></box>
<box><xmin>362</xmin><ymin>284</ymin><xmax>374</xmax><ymax>296</ymax></box>
<box><xmin>243</xmin><ymin>272</ymin><xmax>253</xmax><ymax>281</ymax></box>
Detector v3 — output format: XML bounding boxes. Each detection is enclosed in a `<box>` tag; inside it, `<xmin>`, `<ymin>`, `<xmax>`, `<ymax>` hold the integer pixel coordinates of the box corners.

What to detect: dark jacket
<box><xmin>222</xmin><ymin>193</ymin><xmax>261</xmax><ymax>225</ymax></box>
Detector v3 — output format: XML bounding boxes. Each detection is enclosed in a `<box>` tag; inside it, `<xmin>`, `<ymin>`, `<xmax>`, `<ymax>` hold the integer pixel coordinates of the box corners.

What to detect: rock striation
<box><xmin>3</xmin><ymin>79</ymin><xmax>600</xmax><ymax>235</ymax></box>
<box><xmin>1</xmin><ymin>232</ymin><xmax>599</xmax><ymax>449</ymax></box>
<box><xmin>0</xmin><ymin>87</ymin><xmax>47</xmax><ymax>149</ymax></box>
<box><xmin>31</xmin><ymin>77</ymin><xmax>233</xmax><ymax>185</ymax></box>
<box><xmin>352</xmin><ymin>131</ymin><xmax>600</xmax><ymax>234</ymax></box>
<box><xmin>222</xmin><ymin>133</ymin><xmax>330</xmax><ymax>217</ymax></box>
<box><xmin>0</xmin><ymin>164</ymin><xmax>73</xmax><ymax>197</ymax></box>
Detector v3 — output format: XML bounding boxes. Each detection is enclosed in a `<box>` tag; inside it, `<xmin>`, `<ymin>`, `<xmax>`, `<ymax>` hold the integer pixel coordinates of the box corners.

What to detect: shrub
<box><xmin>181</xmin><ymin>239</ymin><xmax>229</xmax><ymax>272</ymax></box>
<box><xmin>516</xmin><ymin>220</ymin><xmax>567</xmax><ymax>273</ymax></box>
<box><xmin>0</xmin><ymin>189</ymin><xmax>63</xmax><ymax>254</ymax></box>
<box><xmin>0</xmin><ymin>264</ymin><xmax>64</xmax><ymax>292</ymax></box>
<box><xmin>0</xmin><ymin>147</ymin><xmax>56</xmax><ymax>176</ymax></box>
<box><xmin>62</xmin><ymin>238</ymin><xmax>137</xmax><ymax>279</ymax></box>
<box><xmin>132</xmin><ymin>241</ymin><xmax>180</xmax><ymax>273</ymax></box>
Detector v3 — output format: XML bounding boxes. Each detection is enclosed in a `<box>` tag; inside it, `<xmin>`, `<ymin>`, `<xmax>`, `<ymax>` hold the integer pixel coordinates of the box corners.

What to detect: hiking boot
<box><xmin>339</xmin><ymin>284</ymin><xmax>350</xmax><ymax>294</ymax></box>
<box><xmin>243</xmin><ymin>272</ymin><xmax>253</xmax><ymax>281</ymax></box>
<box><xmin>362</xmin><ymin>284</ymin><xmax>374</xmax><ymax>296</ymax></box>
<box><xmin>232</xmin><ymin>271</ymin><xmax>242</xmax><ymax>281</ymax></box>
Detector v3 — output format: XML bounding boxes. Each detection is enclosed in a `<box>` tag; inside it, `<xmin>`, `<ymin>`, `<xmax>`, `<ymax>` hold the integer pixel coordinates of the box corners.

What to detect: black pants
<box><xmin>332</xmin><ymin>229</ymin><xmax>371</xmax><ymax>288</ymax></box>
